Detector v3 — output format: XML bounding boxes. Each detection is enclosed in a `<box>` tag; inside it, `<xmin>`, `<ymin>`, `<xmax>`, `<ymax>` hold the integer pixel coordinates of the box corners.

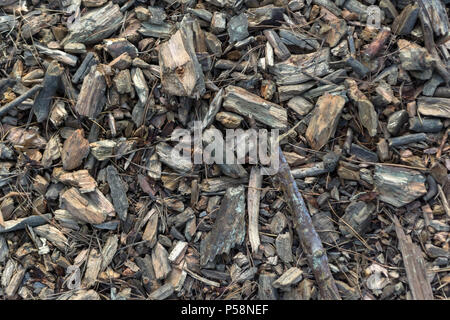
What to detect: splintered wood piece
<box><xmin>148</xmin><ymin>283</ymin><xmax>174</xmax><ymax>300</ymax></box>
<box><xmin>61</xmin><ymin>129</ymin><xmax>90</xmax><ymax>171</ymax></box>
<box><xmin>159</xmin><ymin>17</ymin><xmax>205</xmax><ymax>98</ymax></box>
<box><xmin>83</xmin><ymin>248</ymin><xmax>102</xmax><ymax>288</ymax></box>
<box><xmin>33</xmin><ymin>44</ymin><xmax>78</xmax><ymax>67</ymax></box>
<box><xmin>345</xmin><ymin>79</ymin><xmax>378</xmax><ymax>137</ymax></box>
<box><xmin>41</xmin><ymin>135</ymin><xmax>61</xmax><ymax>167</ymax></box>
<box><xmin>276</xmin><ymin>149</ymin><xmax>341</xmax><ymax>300</ymax></box>
<box><xmin>67</xmin><ymin>290</ymin><xmax>100</xmax><ymax>300</ymax></box>
<box><xmin>59</xmin><ymin>170</ymin><xmax>97</xmax><ymax>193</ymax></box>
<box><xmin>364</xmin><ymin>27</ymin><xmax>391</xmax><ymax>59</ymax></box>
<box><xmin>258</xmin><ymin>273</ymin><xmax>278</xmax><ymax>300</ymax></box>
<box><xmin>263</xmin><ymin>30</ymin><xmax>291</xmax><ymax>61</ymax></box>
<box><xmin>200</xmin><ymin>177</ymin><xmax>249</xmax><ymax>192</ymax></box>
<box><xmin>142</xmin><ymin>209</ymin><xmax>159</xmax><ymax>248</ymax></box>
<box><xmin>0</xmin><ymin>235</ymin><xmax>8</xmax><ymax>263</ymax></box>
<box><xmin>393</xmin><ymin>216</ymin><xmax>433</xmax><ymax>300</ymax></box>
<box><xmin>417</xmin><ymin>97</ymin><xmax>450</xmax><ymax>119</ymax></box>
<box><xmin>100</xmin><ymin>235</ymin><xmax>119</xmax><ymax>271</ymax></box>
<box><xmin>306</xmin><ymin>93</ymin><xmax>346</xmax><ymax>150</ymax></box>
<box><xmin>106</xmin><ymin>165</ymin><xmax>128</xmax><ymax>221</ymax></box>
<box><xmin>7</xmin><ymin>127</ymin><xmax>47</xmax><ymax>149</ymax></box>
<box><xmin>0</xmin><ymin>214</ymin><xmax>52</xmax><ymax>234</ymax></box>
<box><xmin>152</xmin><ymin>242</ymin><xmax>171</xmax><ymax>280</ymax></box>
<box><xmin>32</xmin><ymin>60</ymin><xmax>64</xmax><ymax>122</ymax></box>
<box><xmin>374</xmin><ymin>165</ymin><xmax>427</xmax><ymax>207</ymax></box>
<box><xmin>200</xmin><ymin>185</ymin><xmax>246</xmax><ymax>266</ymax></box>
<box><xmin>168</xmin><ymin>241</ymin><xmax>188</xmax><ymax>264</ymax></box>
<box><xmin>270</xmin><ymin>49</ymin><xmax>331</xmax><ymax>85</ymax></box>
<box><xmin>223</xmin><ymin>85</ymin><xmax>287</xmax><ymax>129</ymax></box>
<box><xmin>201</xmin><ymin>88</ymin><xmax>224</xmax><ymax>130</ymax></box>
<box><xmin>74</xmin><ymin>65</ymin><xmax>107</xmax><ymax>118</ymax></box>
<box><xmin>5</xmin><ymin>264</ymin><xmax>25</xmax><ymax>297</ymax></box>
<box><xmin>272</xmin><ymin>267</ymin><xmax>303</xmax><ymax>289</ymax></box>
<box><xmin>62</xmin><ymin>2</ymin><xmax>123</xmax><ymax>45</ymax></box>
<box><xmin>156</xmin><ymin>142</ymin><xmax>193</xmax><ymax>173</ymax></box>
<box><xmin>61</xmin><ymin>188</ymin><xmax>110</xmax><ymax>224</ymax></box>
<box><xmin>34</xmin><ymin>224</ymin><xmax>68</xmax><ymax>252</ymax></box>
<box><xmin>248</xmin><ymin>167</ymin><xmax>262</xmax><ymax>253</ymax></box>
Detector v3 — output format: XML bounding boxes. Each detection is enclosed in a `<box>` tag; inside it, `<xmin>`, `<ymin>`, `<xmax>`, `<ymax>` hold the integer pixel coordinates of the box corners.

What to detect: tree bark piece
<box><xmin>223</xmin><ymin>85</ymin><xmax>287</xmax><ymax>129</ymax></box>
<box><xmin>62</xmin><ymin>2</ymin><xmax>123</xmax><ymax>45</ymax></box>
<box><xmin>83</xmin><ymin>249</ymin><xmax>102</xmax><ymax>288</ymax></box>
<box><xmin>74</xmin><ymin>65</ymin><xmax>107</xmax><ymax>118</ymax></box>
<box><xmin>393</xmin><ymin>215</ymin><xmax>433</xmax><ymax>300</ymax></box>
<box><xmin>106</xmin><ymin>165</ymin><xmax>129</xmax><ymax>221</ymax></box>
<box><xmin>159</xmin><ymin>17</ymin><xmax>205</xmax><ymax>98</ymax></box>
<box><xmin>60</xmin><ymin>187</ymin><xmax>110</xmax><ymax>224</ymax></box>
<box><xmin>0</xmin><ymin>214</ymin><xmax>52</xmax><ymax>234</ymax></box>
<box><xmin>417</xmin><ymin>97</ymin><xmax>450</xmax><ymax>119</ymax></box>
<box><xmin>61</xmin><ymin>129</ymin><xmax>90</xmax><ymax>171</ymax></box>
<box><xmin>276</xmin><ymin>149</ymin><xmax>341</xmax><ymax>300</ymax></box>
<box><xmin>32</xmin><ymin>61</ymin><xmax>64</xmax><ymax>122</ymax></box>
<box><xmin>58</xmin><ymin>170</ymin><xmax>97</xmax><ymax>193</ymax></box>
<box><xmin>33</xmin><ymin>44</ymin><xmax>78</xmax><ymax>67</ymax></box>
<box><xmin>200</xmin><ymin>185</ymin><xmax>246</xmax><ymax>266</ymax></box>
<box><xmin>263</xmin><ymin>30</ymin><xmax>291</xmax><ymax>61</ymax></box>
<box><xmin>345</xmin><ymin>79</ymin><xmax>378</xmax><ymax>137</ymax></box>
<box><xmin>305</xmin><ymin>93</ymin><xmax>345</xmax><ymax>150</ymax></box>
<box><xmin>248</xmin><ymin>167</ymin><xmax>262</xmax><ymax>253</ymax></box>
<box><xmin>374</xmin><ymin>165</ymin><xmax>427</xmax><ymax>207</ymax></box>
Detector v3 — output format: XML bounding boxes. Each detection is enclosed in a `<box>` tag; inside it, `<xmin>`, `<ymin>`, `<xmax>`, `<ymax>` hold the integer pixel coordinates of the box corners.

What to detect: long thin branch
<box><xmin>0</xmin><ymin>84</ymin><xmax>43</xmax><ymax>117</ymax></box>
<box><xmin>276</xmin><ymin>148</ymin><xmax>341</xmax><ymax>300</ymax></box>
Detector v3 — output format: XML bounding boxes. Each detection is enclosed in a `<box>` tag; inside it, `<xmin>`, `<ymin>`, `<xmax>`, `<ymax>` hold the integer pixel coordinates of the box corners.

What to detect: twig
<box><xmin>0</xmin><ymin>84</ymin><xmax>42</xmax><ymax>117</ymax></box>
<box><xmin>276</xmin><ymin>148</ymin><xmax>341</xmax><ymax>300</ymax></box>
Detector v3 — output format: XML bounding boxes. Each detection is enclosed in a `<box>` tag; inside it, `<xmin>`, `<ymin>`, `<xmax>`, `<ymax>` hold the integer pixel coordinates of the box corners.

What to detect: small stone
<box><xmin>211</xmin><ymin>12</ymin><xmax>226</xmax><ymax>34</ymax></box>
<box><xmin>135</xmin><ymin>6</ymin><xmax>151</xmax><ymax>21</ymax></box>
<box><xmin>215</xmin><ymin>111</ymin><xmax>243</xmax><ymax>129</ymax></box>
<box><xmin>64</xmin><ymin>43</ymin><xmax>86</xmax><ymax>54</ymax></box>
<box><xmin>387</xmin><ymin>110</ymin><xmax>409</xmax><ymax>136</ymax></box>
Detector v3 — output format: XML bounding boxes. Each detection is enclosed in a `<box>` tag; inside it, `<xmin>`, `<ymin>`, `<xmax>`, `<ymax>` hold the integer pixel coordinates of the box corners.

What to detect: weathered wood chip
<box><xmin>223</xmin><ymin>85</ymin><xmax>287</xmax><ymax>129</ymax></box>
<box><xmin>200</xmin><ymin>185</ymin><xmax>246</xmax><ymax>265</ymax></box>
<box><xmin>152</xmin><ymin>242</ymin><xmax>172</xmax><ymax>280</ymax></box>
<box><xmin>83</xmin><ymin>248</ymin><xmax>102</xmax><ymax>288</ymax></box>
<box><xmin>272</xmin><ymin>267</ymin><xmax>303</xmax><ymax>289</ymax></box>
<box><xmin>59</xmin><ymin>170</ymin><xmax>97</xmax><ymax>193</ymax></box>
<box><xmin>306</xmin><ymin>93</ymin><xmax>346</xmax><ymax>150</ymax></box>
<box><xmin>374</xmin><ymin>165</ymin><xmax>427</xmax><ymax>207</ymax></box>
<box><xmin>106</xmin><ymin>165</ymin><xmax>128</xmax><ymax>221</ymax></box>
<box><xmin>159</xmin><ymin>17</ymin><xmax>205</xmax><ymax>98</ymax></box>
<box><xmin>61</xmin><ymin>129</ymin><xmax>90</xmax><ymax>171</ymax></box>
<box><xmin>61</xmin><ymin>187</ymin><xmax>111</xmax><ymax>224</ymax></box>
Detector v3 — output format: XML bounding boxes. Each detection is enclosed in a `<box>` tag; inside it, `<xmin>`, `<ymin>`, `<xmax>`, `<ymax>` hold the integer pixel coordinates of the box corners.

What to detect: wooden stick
<box><xmin>393</xmin><ymin>215</ymin><xmax>434</xmax><ymax>300</ymax></box>
<box><xmin>248</xmin><ymin>166</ymin><xmax>262</xmax><ymax>253</ymax></box>
<box><xmin>276</xmin><ymin>149</ymin><xmax>341</xmax><ymax>300</ymax></box>
<box><xmin>0</xmin><ymin>84</ymin><xmax>42</xmax><ymax>117</ymax></box>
